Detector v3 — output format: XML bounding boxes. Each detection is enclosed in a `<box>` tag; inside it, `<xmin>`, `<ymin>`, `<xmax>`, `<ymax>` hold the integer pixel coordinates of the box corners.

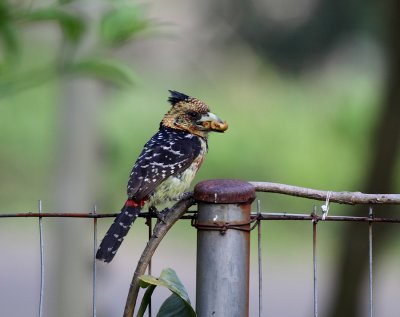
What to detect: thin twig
<box><xmin>123</xmin><ymin>194</ymin><xmax>195</xmax><ymax>317</ymax></box>
<box><xmin>250</xmin><ymin>181</ymin><xmax>400</xmax><ymax>205</ymax></box>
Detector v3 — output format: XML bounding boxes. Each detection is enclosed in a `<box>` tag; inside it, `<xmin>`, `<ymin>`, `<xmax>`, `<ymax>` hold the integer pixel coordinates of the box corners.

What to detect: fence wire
<box><xmin>1</xmin><ymin>199</ymin><xmax>399</xmax><ymax>316</ymax></box>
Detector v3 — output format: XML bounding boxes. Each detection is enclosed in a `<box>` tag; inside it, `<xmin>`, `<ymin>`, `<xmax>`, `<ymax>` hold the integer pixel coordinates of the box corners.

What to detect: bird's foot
<box><xmin>149</xmin><ymin>206</ymin><xmax>167</xmax><ymax>224</ymax></box>
<box><xmin>172</xmin><ymin>191</ymin><xmax>192</xmax><ymax>201</ymax></box>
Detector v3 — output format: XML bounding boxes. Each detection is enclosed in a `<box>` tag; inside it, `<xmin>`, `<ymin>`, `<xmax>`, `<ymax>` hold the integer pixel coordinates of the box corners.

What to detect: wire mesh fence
<box><xmin>1</xmin><ymin>181</ymin><xmax>400</xmax><ymax>317</ymax></box>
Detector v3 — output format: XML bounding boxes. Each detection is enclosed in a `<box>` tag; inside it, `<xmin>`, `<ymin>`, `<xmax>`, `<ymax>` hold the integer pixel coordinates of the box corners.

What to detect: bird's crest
<box><xmin>168</xmin><ymin>90</ymin><xmax>190</xmax><ymax>106</ymax></box>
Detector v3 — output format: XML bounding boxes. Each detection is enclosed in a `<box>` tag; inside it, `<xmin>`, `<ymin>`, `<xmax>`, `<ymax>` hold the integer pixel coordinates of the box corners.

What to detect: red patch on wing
<box><xmin>126</xmin><ymin>199</ymin><xmax>145</xmax><ymax>208</ymax></box>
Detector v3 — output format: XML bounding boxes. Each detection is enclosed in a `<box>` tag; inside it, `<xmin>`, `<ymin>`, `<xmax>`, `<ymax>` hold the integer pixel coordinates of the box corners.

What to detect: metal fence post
<box><xmin>194</xmin><ymin>179</ymin><xmax>256</xmax><ymax>317</ymax></box>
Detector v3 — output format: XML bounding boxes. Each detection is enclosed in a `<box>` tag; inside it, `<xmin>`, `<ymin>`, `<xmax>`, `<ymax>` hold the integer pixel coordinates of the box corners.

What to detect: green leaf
<box><xmin>138</xmin><ymin>268</ymin><xmax>196</xmax><ymax>317</ymax></box>
<box><xmin>24</xmin><ymin>7</ymin><xmax>85</xmax><ymax>43</ymax></box>
<box><xmin>139</xmin><ymin>275</ymin><xmax>168</xmax><ymax>288</ymax></box>
<box><xmin>69</xmin><ymin>58</ymin><xmax>136</xmax><ymax>87</ymax></box>
<box><xmin>101</xmin><ymin>5</ymin><xmax>149</xmax><ymax>45</ymax></box>
<box><xmin>157</xmin><ymin>294</ymin><xmax>196</xmax><ymax>317</ymax></box>
<box><xmin>159</xmin><ymin>268</ymin><xmax>192</xmax><ymax>304</ymax></box>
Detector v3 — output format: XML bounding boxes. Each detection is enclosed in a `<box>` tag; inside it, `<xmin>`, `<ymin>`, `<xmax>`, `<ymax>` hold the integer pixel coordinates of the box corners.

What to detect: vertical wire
<box><xmin>257</xmin><ymin>200</ymin><xmax>263</xmax><ymax>317</ymax></box>
<box><xmin>312</xmin><ymin>206</ymin><xmax>318</xmax><ymax>317</ymax></box>
<box><xmin>368</xmin><ymin>206</ymin><xmax>373</xmax><ymax>317</ymax></box>
<box><xmin>147</xmin><ymin>215</ymin><xmax>152</xmax><ymax>317</ymax></box>
<box><xmin>38</xmin><ymin>200</ymin><xmax>44</xmax><ymax>317</ymax></box>
<box><xmin>92</xmin><ymin>205</ymin><xmax>98</xmax><ymax>317</ymax></box>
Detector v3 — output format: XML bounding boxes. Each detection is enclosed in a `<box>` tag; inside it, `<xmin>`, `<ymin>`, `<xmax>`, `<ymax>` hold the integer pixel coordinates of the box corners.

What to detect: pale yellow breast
<box><xmin>148</xmin><ymin>138</ymin><xmax>207</xmax><ymax>206</ymax></box>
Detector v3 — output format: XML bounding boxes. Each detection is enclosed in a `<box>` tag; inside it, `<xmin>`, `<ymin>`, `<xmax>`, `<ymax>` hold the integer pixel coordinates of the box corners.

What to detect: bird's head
<box><xmin>161</xmin><ymin>90</ymin><xmax>228</xmax><ymax>138</ymax></box>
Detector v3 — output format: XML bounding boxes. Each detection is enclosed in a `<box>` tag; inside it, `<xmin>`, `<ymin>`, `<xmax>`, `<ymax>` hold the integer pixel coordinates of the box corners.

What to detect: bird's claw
<box><xmin>157</xmin><ymin>208</ymin><xmax>171</xmax><ymax>224</ymax></box>
<box><xmin>149</xmin><ymin>206</ymin><xmax>167</xmax><ymax>224</ymax></box>
<box><xmin>172</xmin><ymin>192</ymin><xmax>192</xmax><ymax>201</ymax></box>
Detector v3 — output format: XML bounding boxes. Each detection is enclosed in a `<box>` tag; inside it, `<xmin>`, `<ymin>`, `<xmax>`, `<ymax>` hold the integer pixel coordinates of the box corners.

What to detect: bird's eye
<box><xmin>187</xmin><ymin>111</ymin><xmax>199</xmax><ymax>119</ymax></box>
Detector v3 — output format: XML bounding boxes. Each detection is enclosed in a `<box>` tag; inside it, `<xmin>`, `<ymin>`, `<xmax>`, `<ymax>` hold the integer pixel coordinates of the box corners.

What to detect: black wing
<box><xmin>127</xmin><ymin>127</ymin><xmax>203</xmax><ymax>201</ymax></box>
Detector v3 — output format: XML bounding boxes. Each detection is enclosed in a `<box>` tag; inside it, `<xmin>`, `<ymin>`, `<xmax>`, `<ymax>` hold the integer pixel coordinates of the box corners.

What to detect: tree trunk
<box><xmin>46</xmin><ymin>77</ymin><xmax>102</xmax><ymax>317</ymax></box>
<box><xmin>327</xmin><ymin>0</ymin><xmax>400</xmax><ymax>315</ymax></box>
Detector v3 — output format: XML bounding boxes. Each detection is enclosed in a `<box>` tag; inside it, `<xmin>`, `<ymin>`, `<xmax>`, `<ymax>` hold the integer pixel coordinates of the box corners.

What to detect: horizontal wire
<box><xmin>0</xmin><ymin>211</ymin><xmax>197</xmax><ymax>219</ymax></box>
<box><xmin>1</xmin><ymin>210</ymin><xmax>400</xmax><ymax>223</ymax></box>
<box><xmin>255</xmin><ymin>212</ymin><xmax>400</xmax><ymax>223</ymax></box>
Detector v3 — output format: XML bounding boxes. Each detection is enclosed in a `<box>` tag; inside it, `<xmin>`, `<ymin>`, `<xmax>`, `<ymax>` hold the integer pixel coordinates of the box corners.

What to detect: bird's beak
<box><xmin>197</xmin><ymin>112</ymin><xmax>228</xmax><ymax>132</ymax></box>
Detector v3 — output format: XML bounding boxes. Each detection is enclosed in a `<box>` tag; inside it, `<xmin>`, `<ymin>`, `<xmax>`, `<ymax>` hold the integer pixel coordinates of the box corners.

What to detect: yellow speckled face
<box><xmin>162</xmin><ymin>97</ymin><xmax>228</xmax><ymax>137</ymax></box>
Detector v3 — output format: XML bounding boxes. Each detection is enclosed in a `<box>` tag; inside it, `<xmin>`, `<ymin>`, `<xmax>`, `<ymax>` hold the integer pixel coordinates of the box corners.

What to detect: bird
<box><xmin>96</xmin><ymin>90</ymin><xmax>228</xmax><ymax>262</ymax></box>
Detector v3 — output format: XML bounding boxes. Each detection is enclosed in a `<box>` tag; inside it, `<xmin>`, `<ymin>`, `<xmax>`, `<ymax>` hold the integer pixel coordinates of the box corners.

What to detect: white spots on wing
<box><xmin>126</xmin><ymin>127</ymin><xmax>207</xmax><ymax>200</ymax></box>
<box><xmin>125</xmin><ymin>211</ymin><xmax>135</xmax><ymax>218</ymax></box>
<box><xmin>151</xmin><ymin>161</ymin><xmax>169</xmax><ymax>168</ymax></box>
<box><xmin>161</xmin><ymin>145</ymin><xmax>183</xmax><ymax>156</ymax></box>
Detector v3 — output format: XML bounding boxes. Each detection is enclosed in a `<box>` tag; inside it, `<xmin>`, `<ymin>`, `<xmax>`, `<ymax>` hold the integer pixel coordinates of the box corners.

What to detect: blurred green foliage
<box><xmin>0</xmin><ymin>0</ymin><xmax>152</xmax><ymax>209</ymax></box>
<box><xmin>0</xmin><ymin>0</ymin><xmax>151</xmax><ymax>95</ymax></box>
<box><xmin>1</xmin><ymin>2</ymin><xmax>398</xmax><ymax>317</ymax></box>
<box><xmin>0</xmin><ymin>66</ymin><xmax>379</xmax><ymax>209</ymax></box>
<box><xmin>23</xmin><ymin>6</ymin><xmax>86</xmax><ymax>43</ymax></box>
<box><xmin>101</xmin><ymin>4</ymin><xmax>149</xmax><ymax>45</ymax></box>
<box><xmin>0</xmin><ymin>0</ymin><xmax>388</xmax><ymax>246</ymax></box>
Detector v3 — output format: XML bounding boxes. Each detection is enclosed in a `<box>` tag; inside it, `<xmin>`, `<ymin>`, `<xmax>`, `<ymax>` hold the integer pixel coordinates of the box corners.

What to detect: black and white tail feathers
<box><xmin>96</xmin><ymin>202</ymin><xmax>141</xmax><ymax>263</ymax></box>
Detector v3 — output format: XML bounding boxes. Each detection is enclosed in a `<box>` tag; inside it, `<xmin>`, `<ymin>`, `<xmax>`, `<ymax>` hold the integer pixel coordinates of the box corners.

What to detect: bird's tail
<box><xmin>96</xmin><ymin>199</ymin><xmax>144</xmax><ymax>263</ymax></box>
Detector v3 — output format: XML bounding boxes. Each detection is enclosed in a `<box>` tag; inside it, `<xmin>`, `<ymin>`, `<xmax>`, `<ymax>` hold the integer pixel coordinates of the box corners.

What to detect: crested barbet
<box><xmin>96</xmin><ymin>90</ymin><xmax>228</xmax><ymax>262</ymax></box>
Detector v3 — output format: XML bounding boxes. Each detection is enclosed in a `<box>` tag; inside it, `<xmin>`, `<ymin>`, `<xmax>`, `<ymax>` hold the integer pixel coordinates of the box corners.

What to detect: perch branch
<box><xmin>250</xmin><ymin>181</ymin><xmax>400</xmax><ymax>205</ymax></box>
<box><xmin>123</xmin><ymin>194</ymin><xmax>195</xmax><ymax>317</ymax></box>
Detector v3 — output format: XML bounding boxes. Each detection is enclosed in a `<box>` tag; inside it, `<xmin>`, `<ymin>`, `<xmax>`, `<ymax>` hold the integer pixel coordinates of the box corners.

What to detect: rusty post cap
<box><xmin>194</xmin><ymin>179</ymin><xmax>256</xmax><ymax>204</ymax></box>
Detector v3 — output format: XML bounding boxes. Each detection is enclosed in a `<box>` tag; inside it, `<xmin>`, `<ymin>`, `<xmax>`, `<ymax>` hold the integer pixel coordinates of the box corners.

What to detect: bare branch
<box><xmin>122</xmin><ymin>181</ymin><xmax>400</xmax><ymax>316</ymax></box>
<box><xmin>123</xmin><ymin>194</ymin><xmax>195</xmax><ymax>317</ymax></box>
<box><xmin>250</xmin><ymin>182</ymin><xmax>400</xmax><ymax>205</ymax></box>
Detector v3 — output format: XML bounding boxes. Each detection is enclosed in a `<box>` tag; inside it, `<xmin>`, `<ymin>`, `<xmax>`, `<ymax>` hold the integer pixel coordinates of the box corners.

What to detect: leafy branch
<box><xmin>0</xmin><ymin>0</ymin><xmax>153</xmax><ymax>95</ymax></box>
<box><xmin>137</xmin><ymin>268</ymin><xmax>196</xmax><ymax>317</ymax></box>
<box><xmin>123</xmin><ymin>194</ymin><xmax>195</xmax><ymax>317</ymax></box>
